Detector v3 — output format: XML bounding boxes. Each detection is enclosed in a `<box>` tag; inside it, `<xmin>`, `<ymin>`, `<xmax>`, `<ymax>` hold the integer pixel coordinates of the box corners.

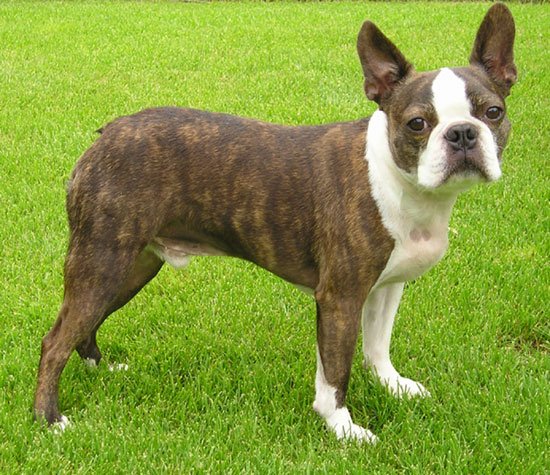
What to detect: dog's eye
<box><xmin>407</xmin><ymin>118</ymin><xmax>428</xmax><ymax>132</ymax></box>
<box><xmin>485</xmin><ymin>106</ymin><xmax>503</xmax><ymax>121</ymax></box>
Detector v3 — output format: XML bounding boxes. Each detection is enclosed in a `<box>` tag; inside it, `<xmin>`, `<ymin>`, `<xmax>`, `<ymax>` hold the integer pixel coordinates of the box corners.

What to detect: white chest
<box><xmin>376</xmin><ymin>226</ymin><xmax>449</xmax><ymax>286</ymax></box>
<box><xmin>365</xmin><ymin>110</ymin><xmax>457</xmax><ymax>288</ymax></box>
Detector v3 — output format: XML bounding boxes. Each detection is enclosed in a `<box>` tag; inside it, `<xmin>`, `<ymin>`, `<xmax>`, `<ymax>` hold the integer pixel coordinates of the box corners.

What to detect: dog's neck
<box><xmin>366</xmin><ymin>110</ymin><xmax>459</xmax><ymax>237</ymax></box>
<box><xmin>366</xmin><ymin>110</ymin><xmax>460</xmax><ymax>286</ymax></box>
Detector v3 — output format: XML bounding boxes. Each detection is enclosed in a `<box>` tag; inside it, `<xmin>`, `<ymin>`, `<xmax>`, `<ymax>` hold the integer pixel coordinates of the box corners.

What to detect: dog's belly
<box><xmin>149</xmin><ymin>237</ymin><xmax>228</xmax><ymax>268</ymax></box>
<box><xmin>149</xmin><ymin>232</ymin><xmax>319</xmax><ymax>290</ymax></box>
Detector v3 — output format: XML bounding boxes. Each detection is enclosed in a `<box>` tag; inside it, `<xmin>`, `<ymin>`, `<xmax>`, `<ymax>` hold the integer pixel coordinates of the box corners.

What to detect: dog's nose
<box><xmin>445</xmin><ymin>124</ymin><xmax>478</xmax><ymax>151</ymax></box>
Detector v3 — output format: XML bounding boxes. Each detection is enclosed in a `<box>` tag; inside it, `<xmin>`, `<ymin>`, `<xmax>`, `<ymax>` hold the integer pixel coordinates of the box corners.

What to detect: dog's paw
<box><xmin>83</xmin><ymin>358</ymin><xmax>98</xmax><ymax>368</ymax></box>
<box><xmin>51</xmin><ymin>415</ymin><xmax>70</xmax><ymax>435</ymax></box>
<box><xmin>382</xmin><ymin>375</ymin><xmax>430</xmax><ymax>398</ymax></box>
<box><xmin>108</xmin><ymin>363</ymin><xmax>129</xmax><ymax>372</ymax></box>
<box><xmin>326</xmin><ymin>408</ymin><xmax>378</xmax><ymax>444</ymax></box>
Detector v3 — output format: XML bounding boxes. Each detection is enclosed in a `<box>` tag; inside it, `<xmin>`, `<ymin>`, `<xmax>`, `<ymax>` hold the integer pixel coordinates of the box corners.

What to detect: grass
<box><xmin>0</xmin><ymin>1</ymin><xmax>548</xmax><ymax>473</ymax></box>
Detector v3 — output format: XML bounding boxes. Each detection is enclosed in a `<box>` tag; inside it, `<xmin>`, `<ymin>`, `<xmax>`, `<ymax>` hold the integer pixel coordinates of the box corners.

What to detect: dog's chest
<box><xmin>365</xmin><ymin>110</ymin><xmax>455</xmax><ymax>288</ymax></box>
<box><xmin>375</xmin><ymin>224</ymin><xmax>449</xmax><ymax>286</ymax></box>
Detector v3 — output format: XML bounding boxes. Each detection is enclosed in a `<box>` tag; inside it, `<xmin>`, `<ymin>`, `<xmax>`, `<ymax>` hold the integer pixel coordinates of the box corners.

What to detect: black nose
<box><xmin>445</xmin><ymin>124</ymin><xmax>478</xmax><ymax>151</ymax></box>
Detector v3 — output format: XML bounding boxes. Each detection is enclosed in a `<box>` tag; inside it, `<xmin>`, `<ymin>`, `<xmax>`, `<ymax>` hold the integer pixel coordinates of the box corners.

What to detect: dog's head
<box><xmin>357</xmin><ymin>3</ymin><xmax>517</xmax><ymax>191</ymax></box>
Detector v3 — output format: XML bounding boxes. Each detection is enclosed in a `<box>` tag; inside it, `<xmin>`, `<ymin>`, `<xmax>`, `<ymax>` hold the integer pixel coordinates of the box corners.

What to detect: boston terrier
<box><xmin>35</xmin><ymin>3</ymin><xmax>516</xmax><ymax>442</ymax></box>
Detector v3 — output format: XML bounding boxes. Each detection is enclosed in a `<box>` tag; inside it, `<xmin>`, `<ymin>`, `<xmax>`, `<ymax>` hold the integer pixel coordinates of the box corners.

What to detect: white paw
<box><xmin>326</xmin><ymin>408</ymin><xmax>378</xmax><ymax>444</ymax></box>
<box><xmin>52</xmin><ymin>415</ymin><xmax>70</xmax><ymax>435</ymax></box>
<box><xmin>84</xmin><ymin>358</ymin><xmax>98</xmax><ymax>368</ymax></box>
<box><xmin>108</xmin><ymin>363</ymin><xmax>129</xmax><ymax>372</ymax></box>
<box><xmin>382</xmin><ymin>375</ymin><xmax>430</xmax><ymax>398</ymax></box>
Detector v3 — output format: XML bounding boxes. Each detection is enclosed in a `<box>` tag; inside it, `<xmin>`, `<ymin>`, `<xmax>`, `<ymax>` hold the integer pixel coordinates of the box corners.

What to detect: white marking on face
<box><xmin>432</xmin><ymin>67</ymin><xmax>471</xmax><ymax>119</ymax></box>
<box><xmin>418</xmin><ymin>68</ymin><xmax>501</xmax><ymax>189</ymax></box>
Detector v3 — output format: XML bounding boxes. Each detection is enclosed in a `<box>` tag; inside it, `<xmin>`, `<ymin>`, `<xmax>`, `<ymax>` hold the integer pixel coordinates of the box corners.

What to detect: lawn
<box><xmin>0</xmin><ymin>1</ymin><xmax>548</xmax><ymax>473</ymax></box>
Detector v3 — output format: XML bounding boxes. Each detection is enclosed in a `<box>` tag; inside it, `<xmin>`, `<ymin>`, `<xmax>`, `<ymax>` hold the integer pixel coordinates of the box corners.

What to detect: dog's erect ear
<box><xmin>357</xmin><ymin>21</ymin><xmax>413</xmax><ymax>106</ymax></box>
<box><xmin>470</xmin><ymin>3</ymin><xmax>517</xmax><ymax>96</ymax></box>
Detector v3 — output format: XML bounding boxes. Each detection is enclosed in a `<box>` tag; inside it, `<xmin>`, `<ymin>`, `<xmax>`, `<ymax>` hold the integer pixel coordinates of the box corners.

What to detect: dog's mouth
<box><xmin>442</xmin><ymin>155</ymin><xmax>490</xmax><ymax>185</ymax></box>
<box><xmin>415</xmin><ymin>153</ymin><xmax>496</xmax><ymax>192</ymax></box>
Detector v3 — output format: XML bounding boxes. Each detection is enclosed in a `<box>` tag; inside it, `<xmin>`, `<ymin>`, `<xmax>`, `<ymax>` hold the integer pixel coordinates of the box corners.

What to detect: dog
<box><xmin>34</xmin><ymin>3</ymin><xmax>516</xmax><ymax>442</ymax></box>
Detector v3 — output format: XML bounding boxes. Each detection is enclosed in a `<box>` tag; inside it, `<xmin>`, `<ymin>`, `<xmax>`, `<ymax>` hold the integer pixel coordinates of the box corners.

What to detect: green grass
<box><xmin>0</xmin><ymin>1</ymin><xmax>548</xmax><ymax>473</ymax></box>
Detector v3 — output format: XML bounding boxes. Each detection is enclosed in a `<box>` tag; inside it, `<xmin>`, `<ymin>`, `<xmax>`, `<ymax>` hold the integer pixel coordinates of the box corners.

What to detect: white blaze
<box><xmin>418</xmin><ymin>68</ymin><xmax>501</xmax><ymax>189</ymax></box>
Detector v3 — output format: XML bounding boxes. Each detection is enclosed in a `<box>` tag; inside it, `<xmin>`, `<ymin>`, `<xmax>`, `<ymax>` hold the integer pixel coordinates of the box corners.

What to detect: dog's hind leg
<box><xmin>34</xmin><ymin>240</ymin><xmax>146</xmax><ymax>426</ymax></box>
<box><xmin>76</xmin><ymin>247</ymin><xmax>163</xmax><ymax>366</ymax></box>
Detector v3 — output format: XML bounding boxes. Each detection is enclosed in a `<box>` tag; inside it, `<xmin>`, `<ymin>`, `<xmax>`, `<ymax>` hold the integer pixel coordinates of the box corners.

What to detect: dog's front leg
<box><xmin>362</xmin><ymin>282</ymin><xmax>430</xmax><ymax>397</ymax></box>
<box><xmin>313</xmin><ymin>293</ymin><xmax>377</xmax><ymax>443</ymax></box>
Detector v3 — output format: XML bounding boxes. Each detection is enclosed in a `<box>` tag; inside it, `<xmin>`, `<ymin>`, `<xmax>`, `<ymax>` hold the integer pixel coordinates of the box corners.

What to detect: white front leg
<box><xmin>313</xmin><ymin>347</ymin><xmax>378</xmax><ymax>443</ymax></box>
<box><xmin>362</xmin><ymin>283</ymin><xmax>430</xmax><ymax>397</ymax></box>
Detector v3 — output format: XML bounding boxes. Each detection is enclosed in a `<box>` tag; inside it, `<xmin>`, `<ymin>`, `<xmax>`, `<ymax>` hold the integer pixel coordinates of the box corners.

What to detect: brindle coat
<box><xmin>34</xmin><ymin>4</ymin><xmax>516</xmax><ymax>430</ymax></box>
<box><xmin>34</xmin><ymin>108</ymin><xmax>394</xmax><ymax>423</ymax></box>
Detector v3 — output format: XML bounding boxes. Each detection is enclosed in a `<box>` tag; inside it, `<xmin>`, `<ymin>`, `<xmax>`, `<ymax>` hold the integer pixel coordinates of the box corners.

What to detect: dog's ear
<box><xmin>470</xmin><ymin>3</ymin><xmax>517</xmax><ymax>96</ymax></box>
<box><xmin>357</xmin><ymin>21</ymin><xmax>413</xmax><ymax>107</ymax></box>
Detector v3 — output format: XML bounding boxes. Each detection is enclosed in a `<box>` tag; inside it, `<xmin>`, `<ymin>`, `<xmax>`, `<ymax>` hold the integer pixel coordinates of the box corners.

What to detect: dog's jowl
<box><xmin>35</xmin><ymin>4</ymin><xmax>516</xmax><ymax>441</ymax></box>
